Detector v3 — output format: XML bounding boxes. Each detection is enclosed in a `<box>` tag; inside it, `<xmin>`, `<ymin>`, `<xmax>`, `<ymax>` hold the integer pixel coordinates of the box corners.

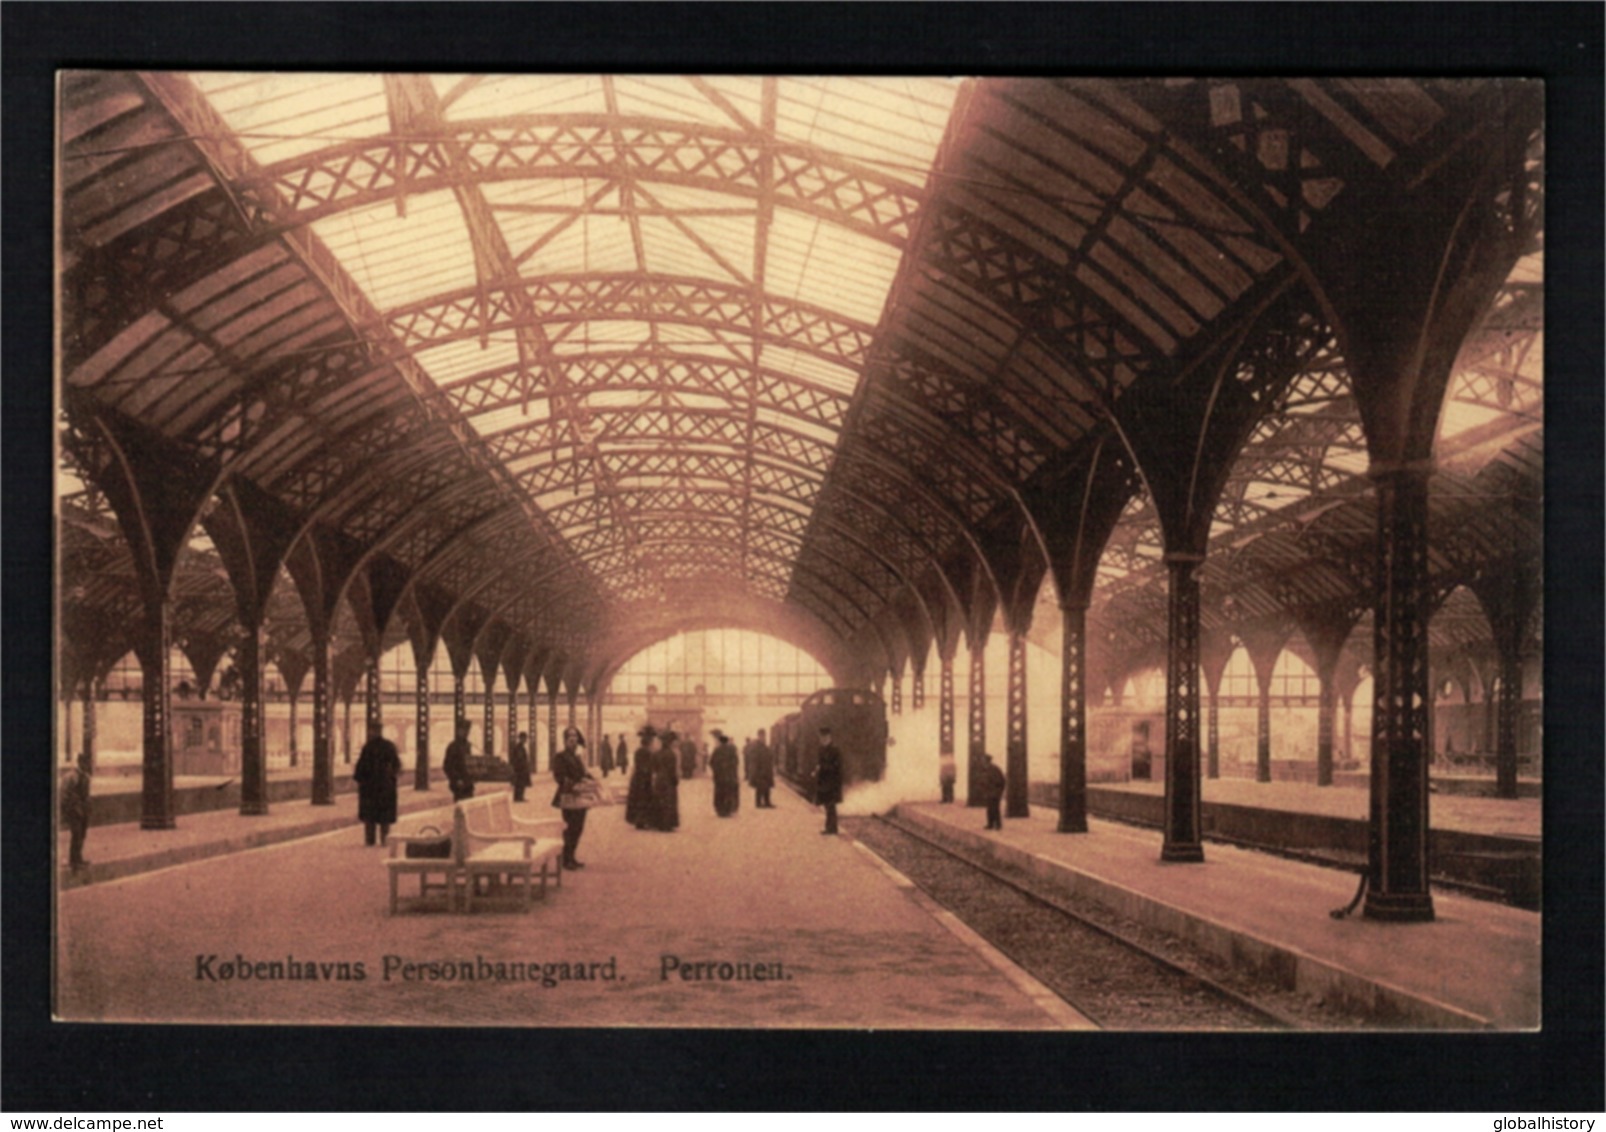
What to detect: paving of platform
<box><xmin>1099</xmin><ymin>777</ymin><xmax>1540</xmax><ymax>839</ymax></box>
<box><xmin>56</xmin><ymin>780</ymin><xmax>458</xmax><ymax>887</ymax></box>
<box><xmin>55</xmin><ymin>778</ymin><xmax>1082</xmax><ymax>1030</ymax></box>
<box><xmin>895</xmin><ymin>800</ymin><xmax>1540</xmax><ymax>1029</ymax></box>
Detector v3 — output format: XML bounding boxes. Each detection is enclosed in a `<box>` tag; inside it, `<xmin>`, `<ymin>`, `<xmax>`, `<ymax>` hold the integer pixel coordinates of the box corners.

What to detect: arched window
<box><xmin>612</xmin><ymin>629</ymin><xmax>831</xmax><ymax>705</ymax></box>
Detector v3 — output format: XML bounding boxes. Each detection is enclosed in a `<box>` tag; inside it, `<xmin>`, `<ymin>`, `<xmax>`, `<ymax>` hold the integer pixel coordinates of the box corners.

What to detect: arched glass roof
<box><xmin>57</xmin><ymin>73</ymin><xmax>1542</xmax><ymax>684</ymax></box>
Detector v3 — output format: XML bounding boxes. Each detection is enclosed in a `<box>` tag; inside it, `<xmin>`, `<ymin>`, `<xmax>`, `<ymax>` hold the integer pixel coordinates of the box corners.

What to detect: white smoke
<box><xmin>837</xmin><ymin>703</ymin><xmax>944</xmax><ymax>816</ymax></box>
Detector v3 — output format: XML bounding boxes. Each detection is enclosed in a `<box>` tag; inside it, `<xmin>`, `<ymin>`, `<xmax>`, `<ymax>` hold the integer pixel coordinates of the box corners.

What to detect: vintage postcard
<box><xmin>55</xmin><ymin>72</ymin><xmax>1543</xmax><ymax>1033</ymax></box>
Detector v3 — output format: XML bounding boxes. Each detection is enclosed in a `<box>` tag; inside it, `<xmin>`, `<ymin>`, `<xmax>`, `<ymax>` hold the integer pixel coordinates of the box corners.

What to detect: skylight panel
<box><xmin>469</xmin><ymin>402</ymin><xmax>555</xmax><ymax>440</ymax></box>
<box><xmin>413</xmin><ymin>338</ymin><xmax>521</xmax><ymax>386</ymax></box>
<box><xmin>776</xmin><ymin>77</ymin><xmax>959</xmax><ymax>181</ymax></box>
<box><xmin>585</xmin><ymin>388</ymin><xmax>654</xmax><ymax>411</ymax></box>
<box><xmin>760</xmin><ymin>343</ymin><xmax>861</xmax><ymax>397</ymax></box>
<box><xmin>638</xmin><ymin>214</ymin><xmax>748</xmax><ymax>283</ymax></box>
<box><xmin>444</xmin><ymin>74</ymin><xmax>607</xmax><ymax>120</ymax></box>
<box><xmin>764</xmin><ymin>209</ymin><xmax>902</xmax><ymax>325</ymax></box>
<box><xmin>192</xmin><ymin>73</ymin><xmax>389</xmax><ymax>167</ymax></box>
<box><xmin>548</xmin><ymin>320</ymin><xmax>652</xmax><ymax>354</ymax></box>
<box><xmin>312</xmin><ymin>191</ymin><xmax>477</xmax><ymax>311</ymax></box>
<box><xmin>518</xmin><ymin>210</ymin><xmax>639</xmax><ymax>277</ymax></box>
<box><xmin>695</xmin><ymin>77</ymin><xmax>765</xmax><ymax>130</ymax></box>
<box><xmin>754</xmin><ymin>406</ymin><xmax>840</xmax><ymax>445</ymax></box>
<box><xmin>614</xmin><ymin>76</ymin><xmax>740</xmax><ymax>130</ymax></box>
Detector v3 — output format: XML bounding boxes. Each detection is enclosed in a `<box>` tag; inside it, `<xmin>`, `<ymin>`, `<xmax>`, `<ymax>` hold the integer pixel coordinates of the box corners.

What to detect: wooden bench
<box><xmin>457</xmin><ymin>794</ymin><xmax>565</xmax><ymax>913</ymax></box>
<box><xmin>386</xmin><ymin>819</ymin><xmax>463</xmax><ymax>914</ymax></box>
<box><xmin>385</xmin><ymin>793</ymin><xmax>564</xmax><ymax>914</ymax></box>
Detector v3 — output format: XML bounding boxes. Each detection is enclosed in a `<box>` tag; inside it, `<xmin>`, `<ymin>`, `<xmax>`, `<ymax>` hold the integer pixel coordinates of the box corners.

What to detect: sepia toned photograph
<box><xmin>55</xmin><ymin>72</ymin><xmax>1544</xmax><ymax>1033</ymax></box>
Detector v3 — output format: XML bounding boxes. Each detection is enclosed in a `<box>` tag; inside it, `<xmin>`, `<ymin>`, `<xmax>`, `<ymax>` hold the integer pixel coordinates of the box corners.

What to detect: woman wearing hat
<box><xmin>710</xmin><ymin>730</ymin><xmax>740</xmax><ymax>817</ymax></box>
<box><xmin>650</xmin><ymin>729</ymin><xmax>681</xmax><ymax>831</ymax></box>
<box><xmin>626</xmin><ymin>725</ymin><xmax>657</xmax><ymax>829</ymax></box>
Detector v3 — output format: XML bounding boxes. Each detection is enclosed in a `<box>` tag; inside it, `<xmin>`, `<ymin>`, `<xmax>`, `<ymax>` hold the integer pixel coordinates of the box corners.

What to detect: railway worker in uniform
<box><xmin>354</xmin><ymin>724</ymin><xmax>402</xmax><ymax>846</ymax></box>
<box><xmin>710</xmin><ymin>730</ymin><xmax>740</xmax><ymax>817</ymax></box>
<box><xmin>616</xmin><ymin>733</ymin><xmax>630</xmax><ymax>775</ymax></box>
<box><xmin>651</xmin><ymin>729</ymin><xmax>682</xmax><ymax>831</ymax></box>
<box><xmin>60</xmin><ymin>751</ymin><xmax>93</xmax><ymax>871</ymax></box>
<box><xmin>813</xmin><ymin>726</ymin><xmax>844</xmax><ymax>836</ymax></box>
<box><xmin>443</xmin><ymin>719</ymin><xmax>475</xmax><ymax>801</ymax></box>
<box><xmin>551</xmin><ymin>727</ymin><xmax>593</xmax><ymax>870</ymax></box>
<box><xmin>599</xmin><ymin>731</ymin><xmax>615</xmax><ymax>778</ymax></box>
<box><xmin>978</xmin><ymin>752</ymin><xmax>1007</xmax><ymax>831</ymax></box>
<box><xmin>939</xmin><ymin>752</ymin><xmax>957</xmax><ymax>804</ymax></box>
<box><xmin>748</xmin><ymin>728</ymin><xmax>776</xmax><ymax>809</ymax></box>
<box><xmin>626</xmin><ymin>726</ymin><xmax>657</xmax><ymax>828</ymax></box>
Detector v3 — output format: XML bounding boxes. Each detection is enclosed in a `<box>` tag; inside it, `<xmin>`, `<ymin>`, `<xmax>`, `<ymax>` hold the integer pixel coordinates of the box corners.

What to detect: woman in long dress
<box><xmin>625</xmin><ymin>726</ymin><xmax>657</xmax><ymax>829</ymax></box>
<box><xmin>651</xmin><ymin>729</ymin><xmax>681</xmax><ymax>831</ymax></box>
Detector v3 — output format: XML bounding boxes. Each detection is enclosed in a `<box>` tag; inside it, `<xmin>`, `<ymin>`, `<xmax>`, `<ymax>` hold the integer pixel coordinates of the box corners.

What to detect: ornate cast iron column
<box><xmin>890</xmin><ymin>673</ymin><xmax>902</xmax><ymax>716</ymax></box>
<box><xmin>365</xmin><ymin>652</ymin><xmax>383</xmax><ymax>741</ymax></box>
<box><xmin>1206</xmin><ymin>678</ymin><xmax>1221</xmax><ymax>780</ymax></box>
<box><xmin>452</xmin><ymin>673</ymin><xmax>467</xmax><ymax>738</ymax></box>
<box><xmin>482</xmin><ymin>675</ymin><xmax>496</xmax><ymax>758</ymax></box>
<box><xmin>536</xmin><ymin>680</ymin><xmax>549</xmax><ymax>767</ymax></box>
<box><xmin>135</xmin><ymin>605</ymin><xmax>176</xmax><ymax>829</ymax></box>
<box><xmin>83</xmin><ymin>677</ymin><xmax>99</xmax><ymax>769</ymax></box>
<box><xmin>1315</xmin><ymin>659</ymin><xmax>1337</xmax><ymax>787</ymax></box>
<box><xmin>310</xmin><ymin>632</ymin><xmax>334</xmax><ymax>806</ymax></box>
<box><xmin>1254</xmin><ymin>664</ymin><xmax>1273</xmax><ymax>783</ymax></box>
<box><xmin>1364</xmin><ymin>465</ymin><xmax>1434</xmax><ymax>922</ymax></box>
<box><xmin>939</xmin><ymin>653</ymin><xmax>955</xmax><ymax>763</ymax></box>
<box><xmin>1341</xmin><ymin>690</ymin><xmax>1354</xmax><ymax>769</ymax></box>
<box><xmin>1161</xmin><ymin>554</ymin><xmax>1205</xmax><ymax>863</ymax></box>
<box><xmin>912</xmin><ymin>668</ymin><xmax>925</xmax><ymax>712</ymax></box>
<box><xmin>1495</xmin><ymin>651</ymin><xmax>1522</xmax><ymax>800</ymax></box>
<box><xmin>288</xmin><ymin>687</ymin><xmax>299</xmax><ymax>768</ymax></box>
<box><xmin>239</xmin><ymin>625</ymin><xmax>268</xmax><ymax>816</ymax></box>
<box><xmin>1058</xmin><ymin>602</ymin><xmax>1088</xmax><ymax>833</ymax></box>
<box><xmin>966</xmin><ymin>645</ymin><xmax>986</xmax><ymax>807</ymax></box>
<box><xmin>507</xmin><ymin>682</ymin><xmax>519</xmax><ymax>753</ymax></box>
<box><xmin>548</xmin><ymin>686</ymin><xmax>559</xmax><ymax>771</ymax></box>
<box><xmin>1006</xmin><ymin>631</ymin><xmax>1029</xmax><ymax>818</ymax></box>
<box><xmin>414</xmin><ymin>664</ymin><xmax>431</xmax><ymax>791</ymax></box>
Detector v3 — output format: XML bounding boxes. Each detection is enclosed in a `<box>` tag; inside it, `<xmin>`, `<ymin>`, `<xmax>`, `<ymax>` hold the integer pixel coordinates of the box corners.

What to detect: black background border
<box><xmin>5</xmin><ymin>3</ymin><xmax>1602</xmax><ymax>1113</ymax></box>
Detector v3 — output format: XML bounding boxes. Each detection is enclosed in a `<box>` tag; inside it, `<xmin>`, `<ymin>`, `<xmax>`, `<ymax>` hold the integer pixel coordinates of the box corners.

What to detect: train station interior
<box><xmin>54</xmin><ymin>73</ymin><xmax>1558</xmax><ymax>1038</ymax></box>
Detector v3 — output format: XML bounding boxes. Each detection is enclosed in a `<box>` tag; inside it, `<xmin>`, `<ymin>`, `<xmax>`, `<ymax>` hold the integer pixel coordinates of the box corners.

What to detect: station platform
<box><xmin>55</xmin><ymin>778</ymin><xmax>1088</xmax><ymax>1030</ymax></box>
<box><xmin>893</xmin><ymin>800</ymin><xmax>1541</xmax><ymax>1030</ymax></box>
<box><xmin>1089</xmin><ymin>777</ymin><xmax>1541</xmax><ymax>839</ymax></box>
<box><xmin>66</xmin><ymin>764</ymin><xmax>363</xmax><ymax>828</ymax></box>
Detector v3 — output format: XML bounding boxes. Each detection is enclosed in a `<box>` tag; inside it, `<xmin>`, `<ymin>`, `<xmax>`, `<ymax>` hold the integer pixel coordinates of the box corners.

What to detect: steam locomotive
<box><xmin>771</xmin><ymin>687</ymin><xmax>887</xmax><ymax>793</ymax></box>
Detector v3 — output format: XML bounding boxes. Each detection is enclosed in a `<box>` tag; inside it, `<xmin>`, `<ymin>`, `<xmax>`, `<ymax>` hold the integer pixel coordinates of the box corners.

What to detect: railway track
<box><xmin>851</xmin><ymin>813</ymin><xmax>1330</xmax><ymax>1030</ymax></box>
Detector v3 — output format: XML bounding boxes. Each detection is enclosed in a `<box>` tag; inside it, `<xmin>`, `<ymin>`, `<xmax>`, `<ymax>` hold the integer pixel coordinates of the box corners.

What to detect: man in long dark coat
<box><xmin>354</xmin><ymin>725</ymin><xmax>402</xmax><ymax>845</ymax></box>
<box><xmin>652</xmin><ymin>729</ymin><xmax>682</xmax><ymax>831</ymax></box>
<box><xmin>978</xmin><ymin>753</ymin><xmax>1007</xmax><ymax>831</ymax></box>
<box><xmin>748</xmin><ymin>728</ymin><xmax>776</xmax><ymax>809</ymax></box>
<box><xmin>599</xmin><ymin>733</ymin><xmax>615</xmax><ymax>777</ymax></box>
<box><xmin>616</xmin><ymin>734</ymin><xmax>629</xmax><ymax>775</ymax></box>
<box><xmin>60</xmin><ymin>752</ymin><xmax>93</xmax><ymax>870</ymax></box>
<box><xmin>443</xmin><ymin>719</ymin><xmax>474</xmax><ymax>801</ymax></box>
<box><xmin>813</xmin><ymin>726</ymin><xmax>843</xmax><ymax>835</ymax></box>
<box><xmin>710</xmin><ymin>730</ymin><xmax>740</xmax><ymax>817</ymax></box>
<box><xmin>509</xmin><ymin>730</ymin><xmax>532</xmax><ymax>803</ymax></box>
<box><xmin>625</xmin><ymin>726</ymin><xmax>657</xmax><ymax>828</ymax></box>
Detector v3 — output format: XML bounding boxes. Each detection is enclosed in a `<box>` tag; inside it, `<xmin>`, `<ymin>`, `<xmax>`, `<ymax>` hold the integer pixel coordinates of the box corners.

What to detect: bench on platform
<box><xmin>384</xmin><ymin>793</ymin><xmax>564</xmax><ymax>914</ymax></box>
<box><xmin>458</xmin><ymin>794</ymin><xmax>565</xmax><ymax>913</ymax></box>
<box><xmin>386</xmin><ymin>820</ymin><xmax>462</xmax><ymax>914</ymax></box>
